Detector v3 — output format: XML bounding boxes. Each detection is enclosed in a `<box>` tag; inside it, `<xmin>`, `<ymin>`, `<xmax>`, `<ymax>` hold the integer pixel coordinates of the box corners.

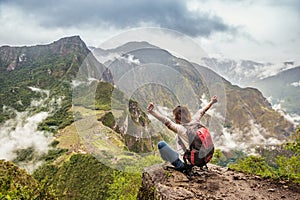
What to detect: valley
<box><xmin>0</xmin><ymin>36</ymin><xmax>299</xmax><ymax>199</ymax></box>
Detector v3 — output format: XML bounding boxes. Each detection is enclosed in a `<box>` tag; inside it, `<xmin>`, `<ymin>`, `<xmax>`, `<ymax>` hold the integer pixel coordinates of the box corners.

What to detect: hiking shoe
<box><xmin>200</xmin><ymin>164</ymin><xmax>208</xmax><ymax>171</ymax></box>
<box><xmin>178</xmin><ymin>163</ymin><xmax>192</xmax><ymax>173</ymax></box>
<box><xmin>171</xmin><ymin>158</ymin><xmax>185</xmax><ymax>169</ymax></box>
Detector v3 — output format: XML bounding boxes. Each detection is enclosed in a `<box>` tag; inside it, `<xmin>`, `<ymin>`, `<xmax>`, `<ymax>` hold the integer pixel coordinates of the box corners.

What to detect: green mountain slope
<box><xmin>0</xmin><ymin>36</ymin><xmax>297</xmax><ymax>199</ymax></box>
<box><xmin>0</xmin><ymin>160</ymin><xmax>56</xmax><ymax>199</ymax></box>
<box><xmin>0</xmin><ymin>36</ymin><xmax>110</xmax><ymax>126</ymax></box>
<box><xmin>96</xmin><ymin>44</ymin><xmax>294</xmax><ymax>150</ymax></box>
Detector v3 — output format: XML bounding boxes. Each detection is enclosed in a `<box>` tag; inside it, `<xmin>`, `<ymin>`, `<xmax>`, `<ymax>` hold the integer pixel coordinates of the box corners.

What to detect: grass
<box><xmin>55</xmin><ymin>123</ymin><xmax>83</xmax><ymax>150</ymax></box>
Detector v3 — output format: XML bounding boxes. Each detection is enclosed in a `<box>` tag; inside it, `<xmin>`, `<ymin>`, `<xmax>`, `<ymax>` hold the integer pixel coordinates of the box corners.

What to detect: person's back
<box><xmin>181</xmin><ymin>121</ymin><xmax>214</xmax><ymax>168</ymax></box>
<box><xmin>147</xmin><ymin>95</ymin><xmax>218</xmax><ymax>171</ymax></box>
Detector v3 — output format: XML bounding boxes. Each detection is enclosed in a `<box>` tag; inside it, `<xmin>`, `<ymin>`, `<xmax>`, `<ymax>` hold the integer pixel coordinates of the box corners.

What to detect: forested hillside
<box><xmin>0</xmin><ymin>36</ymin><xmax>298</xmax><ymax>199</ymax></box>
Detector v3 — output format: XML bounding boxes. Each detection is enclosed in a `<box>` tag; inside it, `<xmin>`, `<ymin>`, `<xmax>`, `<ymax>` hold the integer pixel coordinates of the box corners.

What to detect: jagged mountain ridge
<box><xmin>0</xmin><ymin>36</ymin><xmax>89</xmax><ymax>71</ymax></box>
<box><xmin>251</xmin><ymin>66</ymin><xmax>300</xmax><ymax>116</ymax></box>
<box><xmin>0</xmin><ymin>36</ymin><xmax>295</xmax><ymax>155</ymax></box>
<box><xmin>0</xmin><ymin>36</ymin><xmax>113</xmax><ymax>122</ymax></box>
<box><xmin>201</xmin><ymin>57</ymin><xmax>271</xmax><ymax>86</ymax></box>
<box><xmin>201</xmin><ymin>57</ymin><xmax>297</xmax><ymax>87</ymax></box>
<box><xmin>0</xmin><ymin>36</ymin><xmax>113</xmax><ymax>82</ymax></box>
<box><xmin>0</xmin><ymin>36</ymin><xmax>297</xmax><ymax>199</ymax></box>
<box><xmin>202</xmin><ymin>57</ymin><xmax>300</xmax><ymax>117</ymax></box>
<box><xmin>92</xmin><ymin>42</ymin><xmax>294</xmax><ymax>152</ymax></box>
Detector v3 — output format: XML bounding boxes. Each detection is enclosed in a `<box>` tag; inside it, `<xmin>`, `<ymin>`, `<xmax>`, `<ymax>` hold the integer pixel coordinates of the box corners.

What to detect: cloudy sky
<box><xmin>0</xmin><ymin>0</ymin><xmax>299</xmax><ymax>63</ymax></box>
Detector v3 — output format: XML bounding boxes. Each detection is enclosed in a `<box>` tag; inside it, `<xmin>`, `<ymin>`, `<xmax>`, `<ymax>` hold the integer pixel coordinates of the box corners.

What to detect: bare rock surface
<box><xmin>138</xmin><ymin>163</ymin><xmax>300</xmax><ymax>200</ymax></box>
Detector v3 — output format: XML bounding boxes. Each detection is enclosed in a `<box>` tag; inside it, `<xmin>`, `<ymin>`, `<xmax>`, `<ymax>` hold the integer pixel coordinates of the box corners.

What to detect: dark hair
<box><xmin>173</xmin><ymin>105</ymin><xmax>191</xmax><ymax>124</ymax></box>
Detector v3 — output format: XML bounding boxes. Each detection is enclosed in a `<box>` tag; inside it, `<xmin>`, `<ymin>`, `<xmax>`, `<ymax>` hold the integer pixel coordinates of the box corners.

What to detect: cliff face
<box><xmin>0</xmin><ymin>36</ymin><xmax>89</xmax><ymax>71</ymax></box>
<box><xmin>95</xmin><ymin>43</ymin><xmax>295</xmax><ymax>152</ymax></box>
<box><xmin>138</xmin><ymin>164</ymin><xmax>300</xmax><ymax>200</ymax></box>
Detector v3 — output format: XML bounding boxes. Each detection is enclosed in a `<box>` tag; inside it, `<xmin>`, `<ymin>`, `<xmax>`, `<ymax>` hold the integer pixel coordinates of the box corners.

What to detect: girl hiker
<box><xmin>147</xmin><ymin>95</ymin><xmax>218</xmax><ymax>171</ymax></box>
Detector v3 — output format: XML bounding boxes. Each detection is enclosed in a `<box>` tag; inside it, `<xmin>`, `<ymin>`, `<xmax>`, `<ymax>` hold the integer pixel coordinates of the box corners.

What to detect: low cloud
<box><xmin>270</xmin><ymin>97</ymin><xmax>300</xmax><ymax>126</ymax></box>
<box><xmin>120</xmin><ymin>54</ymin><xmax>140</xmax><ymax>65</ymax></box>
<box><xmin>291</xmin><ymin>81</ymin><xmax>300</xmax><ymax>87</ymax></box>
<box><xmin>91</xmin><ymin>51</ymin><xmax>121</xmax><ymax>65</ymax></box>
<box><xmin>0</xmin><ymin>87</ymin><xmax>63</xmax><ymax>172</ymax></box>
<box><xmin>215</xmin><ymin>120</ymin><xmax>281</xmax><ymax>154</ymax></box>
<box><xmin>235</xmin><ymin>61</ymin><xmax>296</xmax><ymax>80</ymax></box>
<box><xmin>0</xmin><ymin>110</ymin><xmax>51</xmax><ymax>158</ymax></box>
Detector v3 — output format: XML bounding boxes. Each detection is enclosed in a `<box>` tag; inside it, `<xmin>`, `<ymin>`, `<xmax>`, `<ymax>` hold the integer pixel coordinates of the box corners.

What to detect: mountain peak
<box><xmin>49</xmin><ymin>35</ymin><xmax>89</xmax><ymax>55</ymax></box>
<box><xmin>109</xmin><ymin>41</ymin><xmax>159</xmax><ymax>53</ymax></box>
<box><xmin>53</xmin><ymin>35</ymin><xmax>84</xmax><ymax>46</ymax></box>
<box><xmin>0</xmin><ymin>35</ymin><xmax>90</xmax><ymax>71</ymax></box>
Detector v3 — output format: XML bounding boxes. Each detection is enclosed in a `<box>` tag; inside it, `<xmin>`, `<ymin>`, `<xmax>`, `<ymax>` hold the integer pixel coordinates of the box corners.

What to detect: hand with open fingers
<box><xmin>147</xmin><ymin>102</ymin><xmax>154</xmax><ymax>112</ymax></box>
<box><xmin>211</xmin><ymin>95</ymin><xmax>218</xmax><ymax>104</ymax></box>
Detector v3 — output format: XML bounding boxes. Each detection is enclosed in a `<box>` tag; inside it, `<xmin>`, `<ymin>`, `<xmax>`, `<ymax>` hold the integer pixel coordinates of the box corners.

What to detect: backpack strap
<box><xmin>183</xmin><ymin>150</ymin><xmax>190</xmax><ymax>165</ymax></box>
<box><xmin>177</xmin><ymin>135</ymin><xmax>187</xmax><ymax>152</ymax></box>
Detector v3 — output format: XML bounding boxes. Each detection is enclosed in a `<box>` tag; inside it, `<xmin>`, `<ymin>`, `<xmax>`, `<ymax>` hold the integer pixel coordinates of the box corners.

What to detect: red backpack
<box><xmin>179</xmin><ymin>122</ymin><xmax>214</xmax><ymax>168</ymax></box>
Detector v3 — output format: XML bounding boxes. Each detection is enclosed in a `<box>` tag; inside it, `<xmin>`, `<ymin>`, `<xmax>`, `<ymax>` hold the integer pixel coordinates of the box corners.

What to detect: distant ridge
<box><xmin>0</xmin><ymin>35</ymin><xmax>90</xmax><ymax>71</ymax></box>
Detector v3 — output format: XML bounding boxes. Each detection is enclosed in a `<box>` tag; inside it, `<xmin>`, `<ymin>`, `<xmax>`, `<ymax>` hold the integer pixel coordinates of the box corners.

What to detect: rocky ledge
<box><xmin>138</xmin><ymin>164</ymin><xmax>300</xmax><ymax>200</ymax></box>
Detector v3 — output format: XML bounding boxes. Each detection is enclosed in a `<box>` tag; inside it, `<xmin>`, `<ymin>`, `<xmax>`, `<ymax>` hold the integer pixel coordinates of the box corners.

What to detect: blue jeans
<box><xmin>158</xmin><ymin>141</ymin><xmax>184</xmax><ymax>169</ymax></box>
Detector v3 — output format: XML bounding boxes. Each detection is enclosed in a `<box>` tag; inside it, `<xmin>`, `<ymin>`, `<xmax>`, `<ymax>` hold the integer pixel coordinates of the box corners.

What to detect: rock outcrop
<box><xmin>138</xmin><ymin>164</ymin><xmax>300</xmax><ymax>200</ymax></box>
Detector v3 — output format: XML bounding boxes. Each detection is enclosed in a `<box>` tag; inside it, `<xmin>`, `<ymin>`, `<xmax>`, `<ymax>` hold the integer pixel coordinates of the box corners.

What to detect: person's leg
<box><xmin>158</xmin><ymin>141</ymin><xmax>184</xmax><ymax>169</ymax></box>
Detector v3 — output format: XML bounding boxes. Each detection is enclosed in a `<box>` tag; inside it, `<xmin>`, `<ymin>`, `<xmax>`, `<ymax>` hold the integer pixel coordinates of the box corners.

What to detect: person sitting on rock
<box><xmin>147</xmin><ymin>95</ymin><xmax>218</xmax><ymax>171</ymax></box>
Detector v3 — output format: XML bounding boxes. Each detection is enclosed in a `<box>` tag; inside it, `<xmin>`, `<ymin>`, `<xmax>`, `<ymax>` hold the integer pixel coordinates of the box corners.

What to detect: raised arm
<box><xmin>147</xmin><ymin>103</ymin><xmax>179</xmax><ymax>133</ymax></box>
<box><xmin>195</xmin><ymin>95</ymin><xmax>218</xmax><ymax>120</ymax></box>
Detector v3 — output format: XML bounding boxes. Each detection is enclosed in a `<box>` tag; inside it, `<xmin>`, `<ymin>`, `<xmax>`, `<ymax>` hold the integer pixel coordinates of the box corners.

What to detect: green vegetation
<box><xmin>106</xmin><ymin>170</ymin><xmax>141</xmax><ymax>200</ymax></box>
<box><xmin>210</xmin><ymin>149</ymin><xmax>226</xmax><ymax>166</ymax></box>
<box><xmin>41</xmin><ymin>149</ymin><xmax>68</xmax><ymax>162</ymax></box>
<box><xmin>95</xmin><ymin>82</ymin><xmax>114</xmax><ymax>110</ymax></box>
<box><xmin>229</xmin><ymin>155</ymin><xmax>275</xmax><ymax>178</ymax></box>
<box><xmin>1</xmin><ymin>36</ymin><xmax>298</xmax><ymax>199</ymax></box>
<box><xmin>12</xmin><ymin>147</ymin><xmax>35</xmax><ymax>163</ymax></box>
<box><xmin>211</xmin><ymin>149</ymin><xmax>246</xmax><ymax>167</ymax></box>
<box><xmin>229</xmin><ymin>127</ymin><xmax>300</xmax><ymax>184</ymax></box>
<box><xmin>33</xmin><ymin>154</ymin><xmax>114</xmax><ymax>199</ymax></box>
<box><xmin>0</xmin><ymin>37</ymin><xmax>167</xmax><ymax>199</ymax></box>
<box><xmin>274</xmin><ymin>127</ymin><xmax>300</xmax><ymax>184</ymax></box>
<box><xmin>0</xmin><ymin>41</ymin><xmax>86</xmax><ymax>132</ymax></box>
<box><xmin>39</xmin><ymin>97</ymin><xmax>74</xmax><ymax>132</ymax></box>
<box><xmin>33</xmin><ymin>153</ymin><xmax>162</xmax><ymax>200</ymax></box>
<box><xmin>0</xmin><ymin>160</ymin><xmax>56</xmax><ymax>199</ymax></box>
<box><xmin>101</xmin><ymin>112</ymin><xmax>116</xmax><ymax>129</ymax></box>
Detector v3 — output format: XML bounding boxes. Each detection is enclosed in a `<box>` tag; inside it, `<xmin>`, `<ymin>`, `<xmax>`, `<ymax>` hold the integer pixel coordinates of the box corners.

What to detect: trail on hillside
<box><xmin>138</xmin><ymin>164</ymin><xmax>300</xmax><ymax>200</ymax></box>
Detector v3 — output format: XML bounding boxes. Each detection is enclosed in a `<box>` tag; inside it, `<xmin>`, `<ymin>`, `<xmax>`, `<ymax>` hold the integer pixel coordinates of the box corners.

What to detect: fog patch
<box><xmin>0</xmin><ymin>87</ymin><xmax>63</xmax><ymax>173</ymax></box>
<box><xmin>71</xmin><ymin>77</ymin><xmax>100</xmax><ymax>89</ymax></box>
<box><xmin>93</xmin><ymin>51</ymin><xmax>121</xmax><ymax>64</ymax></box>
<box><xmin>120</xmin><ymin>54</ymin><xmax>140</xmax><ymax>65</ymax></box>
<box><xmin>269</xmin><ymin>97</ymin><xmax>300</xmax><ymax>126</ymax></box>
<box><xmin>291</xmin><ymin>81</ymin><xmax>300</xmax><ymax>87</ymax></box>
<box><xmin>216</xmin><ymin>120</ymin><xmax>281</xmax><ymax>154</ymax></box>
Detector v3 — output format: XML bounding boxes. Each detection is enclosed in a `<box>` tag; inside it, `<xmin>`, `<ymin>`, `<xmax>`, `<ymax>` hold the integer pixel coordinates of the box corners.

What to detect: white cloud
<box><xmin>216</xmin><ymin>120</ymin><xmax>281</xmax><ymax>153</ymax></box>
<box><xmin>0</xmin><ymin>0</ymin><xmax>299</xmax><ymax>64</ymax></box>
<box><xmin>0</xmin><ymin>109</ymin><xmax>51</xmax><ymax>167</ymax></box>
<box><xmin>190</xmin><ymin>0</ymin><xmax>300</xmax><ymax>63</ymax></box>
<box><xmin>271</xmin><ymin>98</ymin><xmax>300</xmax><ymax>126</ymax></box>
<box><xmin>0</xmin><ymin>87</ymin><xmax>63</xmax><ymax>172</ymax></box>
<box><xmin>291</xmin><ymin>81</ymin><xmax>300</xmax><ymax>87</ymax></box>
<box><xmin>28</xmin><ymin>86</ymin><xmax>50</xmax><ymax>107</ymax></box>
<box><xmin>256</xmin><ymin>62</ymin><xmax>297</xmax><ymax>79</ymax></box>
<box><xmin>0</xmin><ymin>4</ymin><xmax>119</xmax><ymax>47</ymax></box>
<box><xmin>120</xmin><ymin>54</ymin><xmax>140</xmax><ymax>65</ymax></box>
<box><xmin>92</xmin><ymin>51</ymin><xmax>121</xmax><ymax>64</ymax></box>
<box><xmin>71</xmin><ymin>80</ymin><xmax>85</xmax><ymax>88</ymax></box>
